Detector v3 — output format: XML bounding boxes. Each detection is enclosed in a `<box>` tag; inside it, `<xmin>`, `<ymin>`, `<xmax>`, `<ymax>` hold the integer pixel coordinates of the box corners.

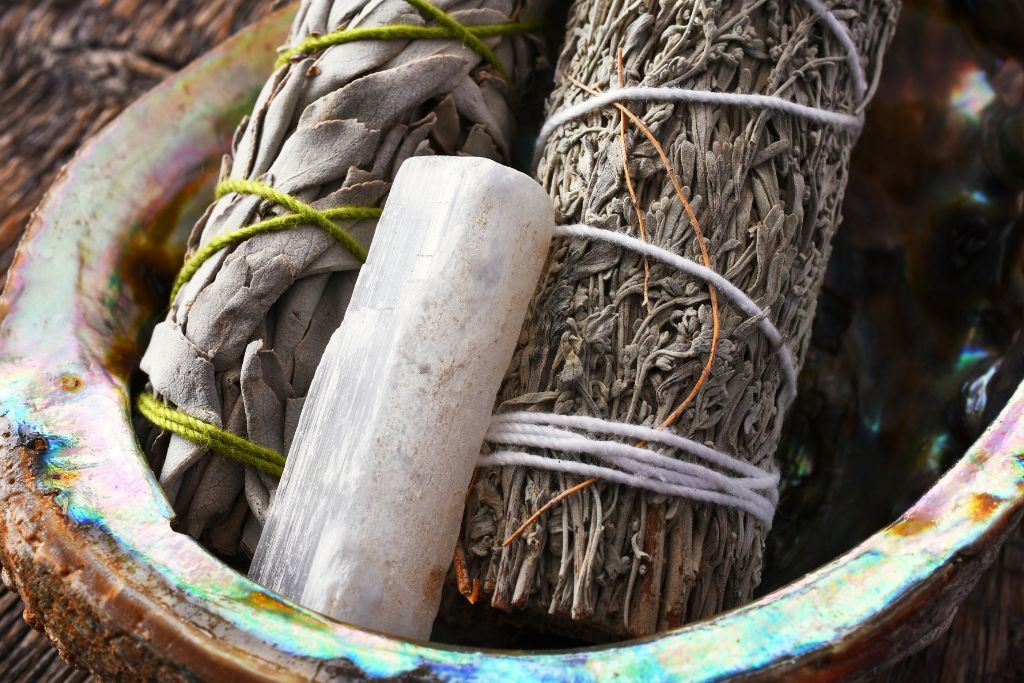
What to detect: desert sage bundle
<box><xmin>139</xmin><ymin>0</ymin><xmax>546</xmax><ymax>558</ymax></box>
<box><xmin>450</xmin><ymin>0</ymin><xmax>899</xmax><ymax>640</ymax></box>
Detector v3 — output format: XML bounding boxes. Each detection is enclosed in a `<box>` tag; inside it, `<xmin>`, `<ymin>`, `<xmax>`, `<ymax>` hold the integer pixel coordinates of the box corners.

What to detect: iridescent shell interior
<box><xmin>766</xmin><ymin>0</ymin><xmax>1024</xmax><ymax>590</ymax></box>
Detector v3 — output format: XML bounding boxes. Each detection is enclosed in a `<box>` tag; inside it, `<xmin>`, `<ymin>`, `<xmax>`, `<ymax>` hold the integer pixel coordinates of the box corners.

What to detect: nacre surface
<box><xmin>766</xmin><ymin>0</ymin><xmax>1024</xmax><ymax>591</ymax></box>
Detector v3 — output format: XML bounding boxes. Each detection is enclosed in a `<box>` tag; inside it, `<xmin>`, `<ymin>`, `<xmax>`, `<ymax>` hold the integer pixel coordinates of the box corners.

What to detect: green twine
<box><xmin>170</xmin><ymin>178</ymin><xmax>382</xmax><ymax>303</ymax></box>
<box><xmin>276</xmin><ymin>0</ymin><xmax>542</xmax><ymax>82</ymax></box>
<box><xmin>159</xmin><ymin>179</ymin><xmax>380</xmax><ymax>470</ymax></box>
<box><xmin>146</xmin><ymin>0</ymin><xmax>541</xmax><ymax>475</ymax></box>
<box><xmin>400</xmin><ymin>0</ymin><xmax>520</xmax><ymax>82</ymax></box>
<box><xmin>138</xmin><ymin>392</ymin><xmax>286</xmax><ymax>476</ymax></box>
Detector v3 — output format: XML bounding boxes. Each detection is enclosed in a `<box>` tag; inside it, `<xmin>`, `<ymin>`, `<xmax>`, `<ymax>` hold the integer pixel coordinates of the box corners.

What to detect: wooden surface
<box><xmin>0</xmin><ymin>1</ymin><xmax>275</xmax><ymax>679</ymax></box>
<box><xmin>0</xmin><ymin>1</ymin><xmax>1020</xmax><ymax>680</ymax></box>
<box><xmin>869</xmin><ymin>522</ymin><xmax>1024</xmax><ymax>683</ymax></box>
<box><xmin>0</xmin><ymin>0</ymin><xmax>276</xmax><ymax>292</ymax></box>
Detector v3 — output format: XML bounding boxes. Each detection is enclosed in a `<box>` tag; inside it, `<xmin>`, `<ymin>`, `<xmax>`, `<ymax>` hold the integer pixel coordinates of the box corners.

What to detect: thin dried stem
<box><xmin>453</xmin><ymin>542</ymin><xmax>480</xmax><ymax>603</ymax></box>
<box><xmin>502</xmin><ymin>66</ymin><xmax>722</xmax><ymax>546</ymax></box>
<box><xmin>462</xmin><ymin>0</ymin><xmax>900</xmax><ymax>639</ymax></box>
<box><xmin>617</xmin><ymin>49</ymin><xmax>653</xmax><ymax>313</ymax></box>
<box><xmin>502</xmin><ymin>478</ymin><xmax>596</xmax><ymax>546</ymax></box>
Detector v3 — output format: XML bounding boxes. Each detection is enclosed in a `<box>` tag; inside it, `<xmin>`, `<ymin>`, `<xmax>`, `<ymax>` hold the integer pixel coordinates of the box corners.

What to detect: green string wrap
<box><xmin>398</xmin><ymin>0</ymin><xmax>521</xmax><ymax>82</ymax></box>
<box><xmin>146</xmin><ymin>0</ymin><xmax>541</xmax><ymax>475</ymax></box>
<box><xmin>170</xmin><ymin>179</ymin><xmax>381</xmax><ymax>303</ymax></box>
<box><xmin>155</xmin><ymin>180</ymin><xmax>380</xmax><ymax>474</ymax></box>
<box><xmin>276</xmin><ymin>0</ymin><xmax>540</xmax><ymax>78</ymax></box>
<box><xmin>138</xmin><ymin>393</ymin><xmax>286</xmax><ymax>476</ymax></box>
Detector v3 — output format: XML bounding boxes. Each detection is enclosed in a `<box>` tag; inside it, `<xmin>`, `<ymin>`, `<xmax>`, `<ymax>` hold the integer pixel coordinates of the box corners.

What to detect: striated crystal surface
<box><xmin>250</xmin><ymin>156</ymin><xmax>554</xmax><ymax>639</ymax></box>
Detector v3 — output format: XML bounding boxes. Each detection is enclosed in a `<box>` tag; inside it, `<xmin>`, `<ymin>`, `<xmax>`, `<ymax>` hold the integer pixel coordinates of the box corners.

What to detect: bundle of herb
<box><xmin>140</xmin><ymin>0</ymin><xmax>548</xmax><ymax>558</ymax></box>
<box><xmin>451</xmin><ymin>0</ymin><xmax>899</xmax><ymax>640</ymax></box>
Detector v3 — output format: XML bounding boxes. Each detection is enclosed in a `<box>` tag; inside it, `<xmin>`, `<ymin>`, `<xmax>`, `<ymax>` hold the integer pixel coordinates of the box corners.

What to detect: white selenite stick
<box><xmin>249</xmin><ymin>156</ymin><xmax>554</xmax><ymax>639</ymax></box>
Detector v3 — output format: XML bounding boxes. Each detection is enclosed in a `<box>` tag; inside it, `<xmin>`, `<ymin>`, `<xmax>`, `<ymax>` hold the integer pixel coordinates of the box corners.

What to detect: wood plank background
<box><xmin>0</xmin><ymin>1</ymin><xmax>1020</xmax><ymax>680</ymax></box>
<box><xmin>0</xmin><ymin>2</ymin><xmax>276</xmax><ymax>679</ymax></box>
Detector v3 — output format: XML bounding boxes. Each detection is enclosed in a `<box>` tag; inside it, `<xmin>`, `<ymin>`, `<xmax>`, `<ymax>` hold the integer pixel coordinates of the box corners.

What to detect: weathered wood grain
<box><xmin>869</xmin><ymin>520</ymin><xmax>1024</xmax><ymax>683</ymax></box>
<box><xmin>0</xmin><ymin>0</ymin><xmax>276</xmax><ymax>292</ymax></box>
<box><xmin>0</xmin><ymin>1</ymin><xmax>274</xmax><ymax>678</ymax></box>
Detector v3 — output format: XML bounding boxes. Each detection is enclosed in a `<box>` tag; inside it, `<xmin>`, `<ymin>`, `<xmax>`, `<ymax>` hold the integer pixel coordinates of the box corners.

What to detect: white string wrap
<box><xmin>488</xmin><ymin>0</ymin><xmax>867</xmax><ymax>525</ymax></box>
<box><xmin>482</xmin><ymin>412</ymin><xmax>779</xmax><ymax>525</ymax></box>
<box><xmin>532</xmin><ymin>0</ymin><xmax>867</xmax><ymax>166</ymax></box>
<box><xmin>533</xmin><ymin>88</ymin><xmax>863</xmax><ymax>166</ymax></box>
<box><xmin>480</xmin><ymin>223</ymin><xmax>790</xmax><ymax>526</ymax></box>
<box><xmin>803</xmin><ymin>0</ymin><xmax>868</xmax><ymax>99</ymax></box>
<box><xmin>554</xmin><ymin>224</ymin><xmax>799</xmax><ymax>400</ymax></box>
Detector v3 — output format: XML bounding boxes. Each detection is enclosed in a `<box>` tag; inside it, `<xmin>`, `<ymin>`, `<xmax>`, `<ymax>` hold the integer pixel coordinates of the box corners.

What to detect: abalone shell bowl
<box><xmin>0</xmin><ymin>6</ymin><xmax>1022</xmax><ymax>681</ymax></box>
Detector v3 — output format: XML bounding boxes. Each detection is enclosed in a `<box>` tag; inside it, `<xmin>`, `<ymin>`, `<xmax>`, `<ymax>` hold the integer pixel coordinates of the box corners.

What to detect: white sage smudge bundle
<box><xmin>139</xmin><ymin>0</ymin><xmax>547</xmax><ymax>558</ymax></box>
<box><xmin>448</xmin><ymin>0</ymin><xmax>899</xmax><ymax>640</ymax></box>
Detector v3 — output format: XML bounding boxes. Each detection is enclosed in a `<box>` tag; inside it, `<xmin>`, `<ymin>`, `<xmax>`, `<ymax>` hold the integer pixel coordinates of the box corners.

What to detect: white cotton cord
<box><xmin>486</xmin><ymin>422</ymin><xmax>774</xmax><ymax>494</ymax></box>
<box><xmin>532</xmin><ymin>88</ymin><xmax>863</xmax><ymax>166</ymax></box>
<box><xmin>478</xmin><ymin>222</ymin><xmax>793</xmax><ymax>525</ymax></box>
<box><xmin>482</xmin><ymin>412</ymin><xmax>781</xmax><ymax>524</ymax></box>
<box><xmin>554</xmin><ymin>224</ymin><xmax>798</xmax><ymax>401</ymax></box>
<box><xmin>481</xmin><ymin>225</ymin><xmax>795</xmax><ymax>525</ymax></box>
<box><xmin>533</xmin><ymin>1</ymin><xmax>868</xmax><ymax>164</ymax></box>
<box><xmin>499</xmin><ymin>2</ymin><xmax>876</xmax><ymax>525</ymax></box>
<box><xmin>485</xmin><ymin>422</ymin><xmax>776</xmax><ymax>518</ymax></box>
<box><xmin>490</xmin><ymin>411</ymin><xmax>775</xmax><ymax>484</ymax></box>
<box><xmin>802</xmin><ymin>0</ymin><xmax>868</xmax><ymax>100</ymax></box>
<box><xmin>480</xmin><ymin>451</ymin><xmax>775</xmax><ymax>526</ymax></box>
